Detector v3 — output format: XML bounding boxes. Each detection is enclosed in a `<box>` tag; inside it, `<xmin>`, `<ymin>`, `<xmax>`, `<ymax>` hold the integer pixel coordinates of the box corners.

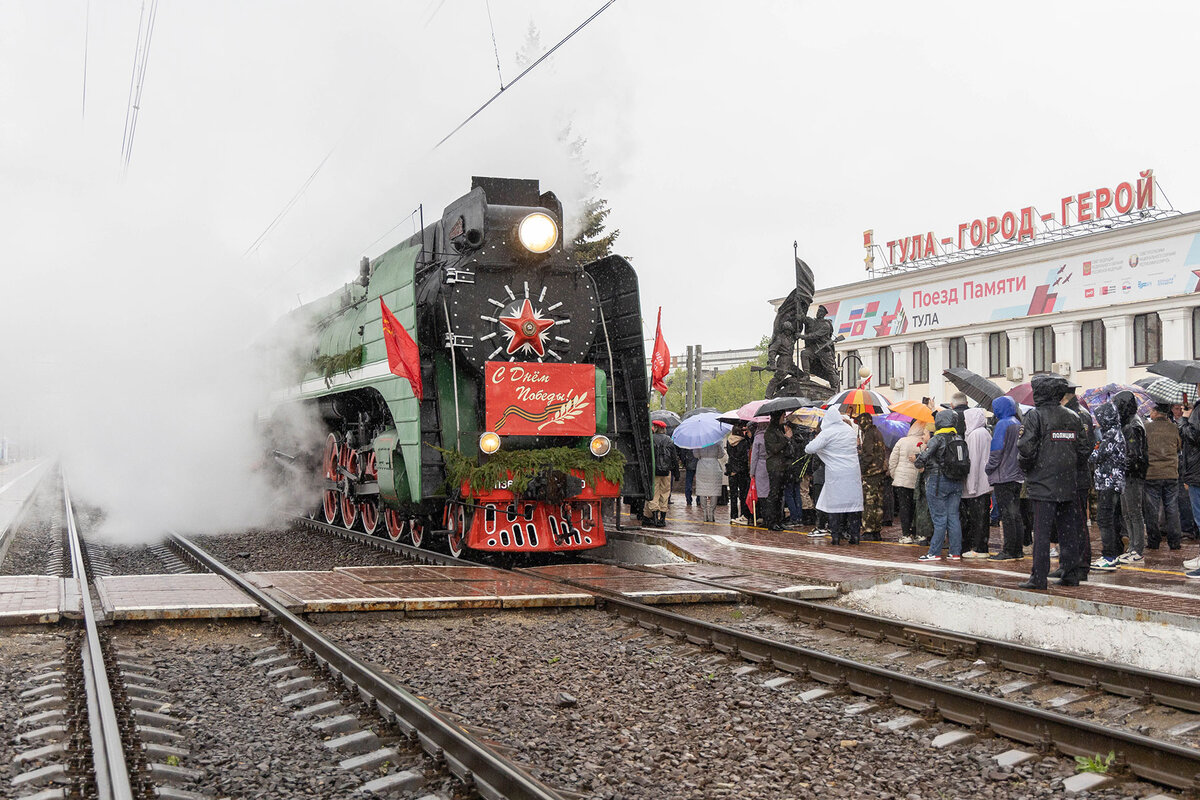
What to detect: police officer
<box><xmin>1017</xmin><ymin>375</ymin><xmax>1091</xmax><ymax>589</ymax></box>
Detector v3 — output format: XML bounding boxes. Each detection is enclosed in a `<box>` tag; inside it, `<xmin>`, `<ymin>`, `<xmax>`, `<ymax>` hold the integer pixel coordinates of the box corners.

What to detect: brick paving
<box><xmin>93</xmin><ymin>573</ymin><xmax>260</xmax><ymax>621</ymax></box>
<box><xmin>634</xmin><ymin>497</ymin><xmax>1200</xmax><ymax>618</ymax></box>
<box><xmin>0</xmin><ymin>575</ymin><xmax>65</xmax><ymax>624</ymax></box>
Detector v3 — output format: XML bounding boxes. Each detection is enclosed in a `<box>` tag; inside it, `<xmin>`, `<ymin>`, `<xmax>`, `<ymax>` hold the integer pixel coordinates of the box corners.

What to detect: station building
<box><xmin>812</xmin><ymin>192</ymin><xmax>1200</xmax><ymax>405</ymax></box>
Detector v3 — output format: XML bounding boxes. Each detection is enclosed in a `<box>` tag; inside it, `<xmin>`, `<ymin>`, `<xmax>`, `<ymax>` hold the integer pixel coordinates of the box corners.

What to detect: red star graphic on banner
<box><xmin>499</xmin><ymin>299</ymin><xmax>556</xmax><ymax>357</ymax></box>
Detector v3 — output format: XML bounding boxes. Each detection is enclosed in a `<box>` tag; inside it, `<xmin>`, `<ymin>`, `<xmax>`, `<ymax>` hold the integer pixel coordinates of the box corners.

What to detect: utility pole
<box><xmin>694</xmin><ymin>344</ymin><xmax>703</xmax><ymax>408</ymax></box>
<box><xmin>684</xmin><ymin>346</ymin><xmax>694</xmax><ymax>413</ymax></box>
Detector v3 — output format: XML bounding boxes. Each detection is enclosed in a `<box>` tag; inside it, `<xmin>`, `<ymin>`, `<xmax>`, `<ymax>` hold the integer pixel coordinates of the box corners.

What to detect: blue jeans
<box><xmin>684</xmin><ymin>470</ymin><xmax>695</xmax><ymax>504</ymax></box>
<box><xmin>1188</xmin><ymin>485</ymin><xmax>1200</xmax><ymax>534</ymax></box>
<box><xmin>1144</xmin><ymin>479</ymin><xmax>1181</xmax><ymax>548</ymax></box>
<box><xmin>784</xmin><ymin>481</ymin><xmax>803</xmax><ymax>522</ymax></box>
<box><xmin>926</xmin><ymin>475</ymin><xmax>963</xmax><ymax>556</ymax></box>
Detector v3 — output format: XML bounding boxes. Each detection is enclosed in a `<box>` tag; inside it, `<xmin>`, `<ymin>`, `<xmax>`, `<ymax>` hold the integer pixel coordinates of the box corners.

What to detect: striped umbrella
<box><xmin>823</xmin><ymin>387</ymin><xmax>892</xmax><ymax>415</ymax></box>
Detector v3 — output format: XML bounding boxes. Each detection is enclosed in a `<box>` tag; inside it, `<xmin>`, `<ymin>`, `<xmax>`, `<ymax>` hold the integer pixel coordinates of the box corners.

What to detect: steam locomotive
<box><xmin>265</xmin><ymin>177</ymin><xmax>652</xmax><ymax>556</ymax></box>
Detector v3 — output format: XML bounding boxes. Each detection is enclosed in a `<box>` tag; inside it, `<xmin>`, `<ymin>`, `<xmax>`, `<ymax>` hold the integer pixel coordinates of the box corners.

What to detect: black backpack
<box><xmin>939</xmin><ymin>435</ymin><xmax>971</xmax><ymax>481</ymax></box>
<box><xmin>652</xmin><ymin>435</ymin><xmax>676</xmax><ymax>476</ymax></box>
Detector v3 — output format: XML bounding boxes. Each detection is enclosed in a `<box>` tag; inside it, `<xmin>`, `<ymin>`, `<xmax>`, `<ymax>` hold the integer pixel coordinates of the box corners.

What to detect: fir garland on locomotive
<box><xmin>266</xmin><ymin>177</ymin><xmax>653</xmax><ymax>556</ymax></box>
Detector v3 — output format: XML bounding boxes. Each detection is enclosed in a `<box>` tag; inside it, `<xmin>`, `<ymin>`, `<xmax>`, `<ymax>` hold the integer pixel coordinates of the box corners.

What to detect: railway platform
<box><xmin>629</xmin><ymin>501</ymin><xmax>1200</xmax><ymax>619</ymax></box>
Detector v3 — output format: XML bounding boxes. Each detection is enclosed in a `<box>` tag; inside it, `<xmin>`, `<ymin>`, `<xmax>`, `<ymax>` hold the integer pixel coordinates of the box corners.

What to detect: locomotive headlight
<box><xmin>479</xmin><ymin>431</ymin><xmax>501</xmax><ymax>455</ymax></box>
<box><xmin>589</xmin><ymin>435</ymin><xmax>611</xmax><ymax>458</ymax></box>
<box><xmin>517</xmin><ymin>212</ymin><xmax>558</xmax><ymax>254</ymax></box>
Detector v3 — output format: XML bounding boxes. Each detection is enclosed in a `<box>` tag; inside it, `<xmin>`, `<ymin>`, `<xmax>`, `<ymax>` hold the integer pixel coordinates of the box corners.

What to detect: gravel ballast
<box><xmin>1</xmin><ymin>478</ymin><xmax>65</xmax><ymax>576</ymax></box>
<box><xmin>0</xmin><ymin>631</ymin><xmax>73</xmax><ymax>787</ymax></box>
<box><xmin>114</xmin><ymin>621</ymin><xmax>465</xmax><ymax>800</ymax></box>
<box><xmin>318</xmin><ymin>609</ymin><xmax>1157</xmax><ymax>799</ymax></box>
<box><xmin>190</xmin><ymin>525</ymin><xmax>414</xmax><ymax>572</ymax></box>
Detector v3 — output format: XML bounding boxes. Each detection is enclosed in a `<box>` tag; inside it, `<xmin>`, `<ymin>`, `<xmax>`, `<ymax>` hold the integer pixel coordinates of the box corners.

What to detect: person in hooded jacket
<box><xmin>1017</xmin><ymin>375</ymin><xmax>1090</xmax><ymax>589</ymax></box>
<box><xmin>764</xmin><ymin>411</ymin><xmax>792</xmax><ymax>531</ymax></box>
<box><xmin>986</xmin><ymin>396</ymin><xmax>1025</xmax><ymax>560</ymax></box>
<box><xmin>725</xmin><ymin>424</ymin><xmax>752</xmax><ymax>524</ymax></box>
<box><xmin>1144</xmin><ymin>403</ymin><xmax>1183</xmax><ymax>551</ymax></box>
<box><xmin>961</xmin><ymin>407</ymin><xmax>993</xmax><ymax>557</ymax></box>
<box><xmin>888</xmin><ymin>420</ymin><xmax>926</xmax><ymax>543</ymax></box>
<box><xmin>1064</xmin><ymin>391</ymin><xmax>1095</xmax><ymax>573</ymax></box>
<box><xmin>1089</xmin><ymin>402</ymin><xmax>1126</xmax><ymax>570</ymax></box>
<box><xmin>915</xmin><ymin>408</ymin><xmax>965</xmax><ymax>561</ymax></box>
<box><xmin>1113</xmin><ymin>390</ymin><xmax>1149</xmax><ymax>563</ymax></box>
<box><xmin>857</xmin><ymin>412</ymin><xmax>888</xmax><ymax>541</ymax></box>
<box><xmin>805</xmin><ymin>412</ymin><xmax>863</xmax><ymax>544</ymax></box>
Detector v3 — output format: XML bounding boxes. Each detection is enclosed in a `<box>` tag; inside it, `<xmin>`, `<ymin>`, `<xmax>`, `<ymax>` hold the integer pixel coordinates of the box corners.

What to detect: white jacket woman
<box><xmin>888</xmin><ymin>421</ymin><xmax>925</xmax><ymax>490</ymax></box>
<box><xmin>804</xmin><ymin>412</ymin><xmax>863</xmax><ymax>513</ymax></box>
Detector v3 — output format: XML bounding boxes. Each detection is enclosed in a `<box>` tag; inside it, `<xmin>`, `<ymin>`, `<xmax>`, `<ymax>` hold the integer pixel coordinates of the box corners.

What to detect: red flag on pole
<box><xmin>746</xmin><ymin>477</ymin><xmax>758</xmax><ymax>517</ymax></box>
<box><xmin>650</xmin><ymin>307</ymin><xmax>670</xmax><ymax>396</ymax></box>
<box><xmin>380</xmin><ymin>298</ymin><xmax>422</xmax><ymax>401</ymax></box>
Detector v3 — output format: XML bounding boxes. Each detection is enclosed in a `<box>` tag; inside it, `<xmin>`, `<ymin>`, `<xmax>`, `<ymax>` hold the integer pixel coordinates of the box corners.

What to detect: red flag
<box><xmin>650</xmin><ymin>306</ymin><xmax>670</xmax><ymax>396</ymax></box>
<box><xmin>745</xmin><ymin>477</ymin><xmax>758</xmax><ymax>513</ymax></box>
<box><xmin>380</xmin><ymin>298</ymin><xmax>423</xmax><ymax>401</ymax></box>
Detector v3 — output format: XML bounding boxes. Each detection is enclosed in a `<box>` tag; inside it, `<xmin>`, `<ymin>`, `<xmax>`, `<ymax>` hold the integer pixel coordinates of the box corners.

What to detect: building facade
<box><xmin>811</xmin><ymin>210</ymin><xmax>1200</xmax><ymax>404</ymax></box>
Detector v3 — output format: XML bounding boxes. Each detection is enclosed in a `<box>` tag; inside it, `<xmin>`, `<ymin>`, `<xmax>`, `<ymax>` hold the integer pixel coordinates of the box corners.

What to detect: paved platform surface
<box><xmin>628</xmin><ymin>499</ymin><xmax>1200</xmax><ymax>617</ymax></box>
<box><xmin>0</xmin><ymin>576</ymin><xmax>75</xmax><ymax>625</ymax></box>
<box><xmin>94</xmin><ymin>574</ymin><xmax>262</xmax><ymax>621</ymax></box>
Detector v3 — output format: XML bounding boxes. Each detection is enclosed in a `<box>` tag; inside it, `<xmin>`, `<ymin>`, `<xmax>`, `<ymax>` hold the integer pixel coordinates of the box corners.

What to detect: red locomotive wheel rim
<box><xmin>340</xmin><ymin>493</ymin><xmax>358</xmax><ymax>529</ymax></box>
<box><xmin>360</xmin><ymin>501</ymin><xmax>379</xmax><ymax>535</ymax></box>
<box><xmin>447</xmin><ymin>505</ymin><xmax>466</xmax><ymax>558</ymax></box>
<box><xmin>409</xmin><ymin>518</ymin><xmax>424</xmax><ymax>548</ymax></box>
<box><xmin>322</xmin><ymin>490</ymin><xmax>339</xmax><ymax>525</ymax></box>
<box><xmin>323</xmin><ymin>434</ymin><xmax>340</xmax><ymax>481</ymax></box>
<box><xmin>384</xmin><ymin>510</ymin><xmax>403</xmax><ymax>541</ymax></box>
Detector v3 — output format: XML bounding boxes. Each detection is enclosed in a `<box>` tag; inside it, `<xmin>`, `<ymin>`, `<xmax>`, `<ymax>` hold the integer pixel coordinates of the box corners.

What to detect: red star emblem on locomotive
<box><xmin>499</xmin><ymin>299</ymin><xmax>556</xmax><ymax>357</ymax></box>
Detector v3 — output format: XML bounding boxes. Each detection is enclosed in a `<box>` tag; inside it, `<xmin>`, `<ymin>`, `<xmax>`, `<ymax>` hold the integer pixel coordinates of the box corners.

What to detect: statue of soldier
<box><xmin>801</xmin><ymin>305</ymin><xmax>840</xmax><ymax>392</ymax></box>
<box><xmin>766</xmin><ymin>319</ymin><xmax>797</xmax><ymax>374</ymax></box>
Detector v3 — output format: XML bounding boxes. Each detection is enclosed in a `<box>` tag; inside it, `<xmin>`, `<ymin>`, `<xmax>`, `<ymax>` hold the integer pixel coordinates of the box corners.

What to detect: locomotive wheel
<box><xmin>339</xmin><ymin>443</ymin><xmax>360</xmax><ymax>530</ymax></box>
<box><xmin>409</xmin><ymin>517</ymin><xmax>425</xmax><ymax>548</ymax></box>
<box><xmin>322</xmin><ymin>490</ymin><xmax>340</xmax><ymax>525</ymax></box>
<box><xmin>359</xmin><ymin>453</ymin><xmax>379</xmax><ymax>535</ymax></box>
<box><xmin>384</xmin><ymin>509</ymin><xmax>404</xmax><ymax>541</ymax></box>
<box><xmin>447</xmin><ymin>504</ymin><xmax>467</xmax><ymax>558</ymax></box>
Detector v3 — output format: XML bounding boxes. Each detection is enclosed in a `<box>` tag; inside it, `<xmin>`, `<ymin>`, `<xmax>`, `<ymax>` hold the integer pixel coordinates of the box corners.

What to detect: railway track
<box><xmin>290</xmin><ymin>513</ymin><xmax>1200</xmax><ymax>791</ymax></box>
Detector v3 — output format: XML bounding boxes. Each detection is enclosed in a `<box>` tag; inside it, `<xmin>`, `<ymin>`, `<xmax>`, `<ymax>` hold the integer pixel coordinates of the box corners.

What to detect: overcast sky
<box><xmin>3</xmin><ymin>1</ymin><xmax>1200</xmax><ymax>530</ymax></box>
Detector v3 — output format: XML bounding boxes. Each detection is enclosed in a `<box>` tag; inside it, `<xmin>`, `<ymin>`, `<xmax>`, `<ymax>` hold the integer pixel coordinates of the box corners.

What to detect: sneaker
<box><xmin>1091</xmin><ymin>557</ymin><xmax>1120</xmax><ymax>571</ymax></box>
<box><xmin>1049</xmin><ymin>546</ymin><xmax>1059</xmax><ymax>559</ymax></box>
<box><xmin>917</xmin><ymin>553</ymin><xmax>942</xmax><ymax>561</ymax></box>
<box><xmin>1187</xmin><ymin>568</ymin><xmax>1200</xmax><ymax>580</ymax></box>
<box><xmin>961</xmin><ymin>551</ymin><xmax>989</xmax><ymax>559</ymax></box>
<box><xmin>988</xmin><ymin>553</ymin><xmax>1021</xmax><ymax>561</ymax></box>
<box><xmin>731</xmin><ymin>515</ymin><xmax>748</xmax><ymax>525</ymax></box>
<box><xmin>1184</xmin><ymin>555</ymin><xmax>1200</xmax><ymax>570</ymax></box>
<box><xmin>898</xmin><ymin>536</ymin><xmax>916</xmax><ymax>544</ymax></box>
<box><xmin>946</xmin><ymin>554</ymin><xmax>962</xmax><ymax>561</ymax></box>
<box><xmin>1117</xmin><ymin>551</ymin><xmax>1144</xmax><ymax>564</ymax></box>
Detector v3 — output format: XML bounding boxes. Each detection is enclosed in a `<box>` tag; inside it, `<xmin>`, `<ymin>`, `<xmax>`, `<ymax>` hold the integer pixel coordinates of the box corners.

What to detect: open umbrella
<box><xmin>943</xmin><ymin>367</ymin><xmax>1005</xmax><ymax>411</ymax></box>
<box><xmin>1146</xmin><ymin>377</ymin><xmax>1187</xmax><ymax>405</ymax></box>
<box><xmin>1133</xmin><ymin>376</ymin><xmax>1159</xmax><ymax>389</ymax></box>
<box><xmin>873</xmin><ymin>416</ymin><xmax>911</xmax><ymax>447</ymax></box>
<box><xmin>1148</xmin><ymin>359</ymin><xmax>1200</xmax><ymax>385</ymax></box>
<box><xmin>758</xmin><ymin>395</ymin><xmax>818</xmax><ymax>416</ymax></box>
<box><xmin>1005</xmin><ymin>382</ymin><xmax>1034</xmax><ymax>407</ymax></box>
<box><xmin>888</xmin><ymin>399</ymin><xmax>935</xmax><ymax>424</ymax></box>
<box><xmin>1081</xmin><ymin>383</ymin><xmax>1154</xmax><ymax>418</ymax></box>
<box><xmin>824</xmin><ymin>387</ymin><xmax>891</xmax><ymax>415</ymax></box>
<box><xmin>671</xmin><ymin>412</ymin><xmax>732</xmax><ymax>449</ymax></box>
<box><xmin>649</xmin><ymin>409</ymin><xmax>681</xmax><ymax>431</ymax></box>
<box><xmin>791</xmin><ymin>407</ymin><xmax>824</xmax><ymax>429</ymax></box>
<box><xmin>734</xmin><ymin>399</ymin><xmax>768</xmax><ymax>420</ymax></box>
<box><xmin>682</xmin><ymin>406</ymin><xmax>719</xmax><ymax>419</ymax></box>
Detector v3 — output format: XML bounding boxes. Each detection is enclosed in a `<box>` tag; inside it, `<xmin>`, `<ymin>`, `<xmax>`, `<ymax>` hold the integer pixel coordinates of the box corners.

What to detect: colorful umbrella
<box><xmin>790</xmin><ymin>407</ymin><xmax>824</xmax><ymax>429</ymax></box>
<box><xmin>671</xmin><ymin>412</ymin><xmax>732</xmax><ymax>449</ymax></box>
<box><xmin>873</xmin><ymin>416</ymin><xmax>911</xmax><ymax>447</ymax></box>
<box><xmin>824</xmin><ymin>387</ymin><xmax>891</xmax><ymax>415</ymax></box>
<box><xmin>734</xmin><ymin>399</ymin><xmax>769</xmax><ymax>420</ymax></box>
<box><xmin>888</xmin><ymin>399</ymin><xmax>935</xmax><ymax>424</ymax></box>
<box><xmin>1080</xmin><ymin>383</ymin><xmax>1154</xmax><ymax>418</ymax></box>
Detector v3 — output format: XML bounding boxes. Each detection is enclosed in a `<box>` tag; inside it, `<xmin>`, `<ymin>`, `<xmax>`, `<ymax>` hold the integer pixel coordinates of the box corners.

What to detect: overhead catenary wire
<box><xmin>81</xmin><ymin>0</ymin><xmax>90</xmax><ymax>122</ymax></box>
<box><xmin>483</xmin><ymin>0</ymin><xmax>504</xmax><ymax>89</ymax></box>
<box><xmin>433</xmin><ymin>0</ymin><xmax>616</xmax><ymax>150</ymax></box>
<box><xmin>243</xmin><ymin>147</ymin><xmax>337</xmax><ymax>257</ymax></box>
<box><xmin>121</xmin><ymin>0</ymin><xmax>160</xmax><ymax>173</ymax></box>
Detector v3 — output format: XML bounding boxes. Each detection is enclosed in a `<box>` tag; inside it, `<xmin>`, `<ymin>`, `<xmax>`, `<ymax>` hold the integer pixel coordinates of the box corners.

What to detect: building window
<box><xmin>987</xmin><ymin>333</ymin><xmax>1009</xmax><ymax>377</ymax></box>
<box><xmin>1134</xmin><ymin>313</ymin><xmax>1161</xmax><ymax>365</ymax></box>
<box><xmin>947</xmin><ymin>337</ymin><xmax>967</xmax><ymax>370</ymax></box>
<box><xmin>912</xmin><ymin>342</ymin><xmax>929</xmax><ymax>383</ymax></box>
<box><xmin>877</xmin><ymin>346</ymin><xmax>893</xmax><ymax>384</ymax></box>
<box><xmin>1032</xmin><ymin>326</ymin><xmax>1055</xmax><ymax>373</ymax></box>
<box><xmin>843</xmin><ymin>350</ymin><xmax>861</xmax><ymax>389</ymax></box>
<box><xmin>1080</xmin><ymin>320</ymin><xmax>1106</xmax><ymax>370</ymax></box>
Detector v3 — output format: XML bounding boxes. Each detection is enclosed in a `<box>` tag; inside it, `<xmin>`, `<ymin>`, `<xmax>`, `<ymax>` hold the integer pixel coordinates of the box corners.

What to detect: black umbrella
<box><xmin>1132</xmin><ymin>376</ymin><xmax>1159</xmax><ymax>390</ymax></box>
<box><xmin>650</xmin><ymin>409</ymin><xmax>682</xmax><ymax>430</ymax></box>
<box><xmin>943</xmin><ymin>367</ymin><xmax>1004</xmax><ymax>411</ymax></box>
<box><xmin>1148</xmin><ymin>360</ymin><xmax>1200</xmax><ymax>385</ymax></box>
<box><xmin>681</xmin><ymin>406</ymin><xmax>719</xmax><ymax>419</ymax></box>
<box><xmin>757</xmin><ymin>396</ymin><xmax>817</xmax><ymax>415</ymax></box>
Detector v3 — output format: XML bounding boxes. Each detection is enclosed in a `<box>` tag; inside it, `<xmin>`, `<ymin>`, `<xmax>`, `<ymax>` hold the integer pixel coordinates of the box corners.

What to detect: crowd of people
<box><xmin>646</xmin><ymin>374</ymin><xmax>1200</xmax><ymax>590</ymax></box>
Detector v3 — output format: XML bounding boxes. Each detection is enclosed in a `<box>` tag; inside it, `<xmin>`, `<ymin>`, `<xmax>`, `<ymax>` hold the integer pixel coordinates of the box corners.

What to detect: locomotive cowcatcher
<box><xmin>264</xmin><ymin>177</ymin><xmax>653</xmax><ymax>557</ymax></box>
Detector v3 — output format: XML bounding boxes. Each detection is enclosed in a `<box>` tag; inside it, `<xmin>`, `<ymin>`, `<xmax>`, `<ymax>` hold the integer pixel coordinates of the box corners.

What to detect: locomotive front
<box><xmin>434</xmin><ymin>177</ymin><xmax>624</xmax><ymax>556</ymax></box>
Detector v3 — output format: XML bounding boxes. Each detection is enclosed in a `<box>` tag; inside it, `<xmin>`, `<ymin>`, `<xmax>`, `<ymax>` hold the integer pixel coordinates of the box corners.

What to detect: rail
<box><xmin>169</xmin><ymin>531</ymin><xmax>566</xmax><ymax>800</ymax></box>
<box><xmin>64</xmin><ymin>471</ymin><xmax>136</xmax><ymax>800</ymax></box>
